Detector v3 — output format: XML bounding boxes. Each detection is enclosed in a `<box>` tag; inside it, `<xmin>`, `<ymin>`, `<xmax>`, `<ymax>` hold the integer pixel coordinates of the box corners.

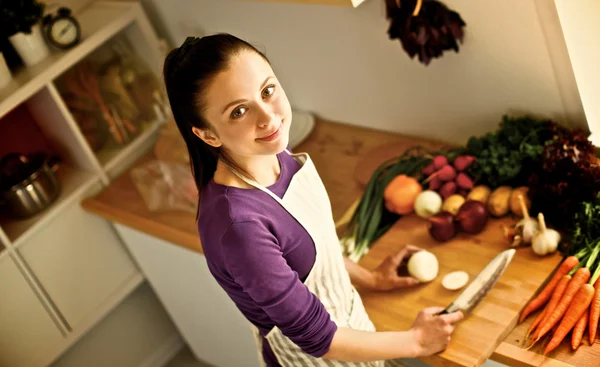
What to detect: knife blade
<box><xmin>439</xmin><ymin>249</ymin><xmax>516</xmax><ymax>315</ymax></box>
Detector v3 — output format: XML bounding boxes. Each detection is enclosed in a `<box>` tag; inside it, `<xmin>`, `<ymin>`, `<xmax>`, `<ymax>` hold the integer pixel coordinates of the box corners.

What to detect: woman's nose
<box><xmin>257</xmin><ymin>104</ymin><xmax>275</xmax><ymax>128</ymax></box>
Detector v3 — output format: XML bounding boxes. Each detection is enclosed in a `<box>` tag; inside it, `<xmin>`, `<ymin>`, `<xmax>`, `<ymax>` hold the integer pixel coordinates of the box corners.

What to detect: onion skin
<box><xmin>428</xmin><ymin>211</ymin><xmax>458</xmax><ymax>242</ymax></box>
<box><xmin>455</xmin><ymin>200</ymin><xmax>489</xmax><ymax>234</ymax></box>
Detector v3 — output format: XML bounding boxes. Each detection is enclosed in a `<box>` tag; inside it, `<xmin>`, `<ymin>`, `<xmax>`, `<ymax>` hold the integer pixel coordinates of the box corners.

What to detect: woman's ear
<box><xmin>192</xmin><ymin>127</ymin><xmax>222</xmax><ymax>148</ymax></box>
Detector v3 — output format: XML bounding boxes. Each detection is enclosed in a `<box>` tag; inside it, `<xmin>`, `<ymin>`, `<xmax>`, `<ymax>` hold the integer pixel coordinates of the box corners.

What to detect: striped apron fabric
<box><xmin>227</xmin><ymin>150</ymin><xmax>408</xmax><ymax>367</ymax></box>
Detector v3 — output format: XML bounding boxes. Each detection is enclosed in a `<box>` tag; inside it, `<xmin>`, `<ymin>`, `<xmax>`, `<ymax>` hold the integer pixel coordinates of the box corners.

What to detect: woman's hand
<box><xmin>371</xmin><ymin>244</ymin><xmax>423</xmax><ymax>291</ymax></box>
<box><xmin>409</xmin><ymin>307</ymin><xmax>464</xmax><ymax>356</ymax></box>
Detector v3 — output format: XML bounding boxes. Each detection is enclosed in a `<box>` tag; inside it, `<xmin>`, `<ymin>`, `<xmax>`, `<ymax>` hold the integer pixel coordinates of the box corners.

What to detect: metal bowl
<box><xmin>0</xmin><ymin>153</ymin><xmax>62</xmax><ymax>218</ymax></box>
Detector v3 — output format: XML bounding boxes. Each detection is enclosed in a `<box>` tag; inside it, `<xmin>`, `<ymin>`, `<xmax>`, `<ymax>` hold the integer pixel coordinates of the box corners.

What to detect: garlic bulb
<box><xmin>532</xmin><ymin>213</ymin><xmax>561</xmax><ymax>256</ymax></box>
<box><xmin>515</xmin><ymin>194</ymin><xmax>539</xmax><ymax>244</ymax></box>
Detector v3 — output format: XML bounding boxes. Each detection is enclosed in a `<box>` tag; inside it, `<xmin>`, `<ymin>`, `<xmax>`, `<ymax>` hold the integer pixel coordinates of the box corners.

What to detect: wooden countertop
<box><xmin>82</xmin><ymin>119</ymin><xmax>415</xmax><ymax>253</ymax></box>
<box><xmin>81</xmin><ymin>118</ymin><xmax>585</xmax><ymax>367</ymax></box>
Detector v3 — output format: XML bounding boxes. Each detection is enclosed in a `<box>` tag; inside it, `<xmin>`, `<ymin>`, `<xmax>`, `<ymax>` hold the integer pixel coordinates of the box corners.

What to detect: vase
<box><xmin>0</xmin><ymin>53</ymin><xmax>12</xmax><ymax>89</ymax></box>
<box><xmin>9</xmin><ymin>23</ymin><xmax>50</xmax><ymax>67</ymax></box>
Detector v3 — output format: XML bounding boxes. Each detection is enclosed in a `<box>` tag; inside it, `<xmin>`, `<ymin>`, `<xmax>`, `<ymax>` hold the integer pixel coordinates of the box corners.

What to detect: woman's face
<box><xmin>196</xmin><ymin>50</ymin><xmax>292</xmax><ymax>159</ymax></box>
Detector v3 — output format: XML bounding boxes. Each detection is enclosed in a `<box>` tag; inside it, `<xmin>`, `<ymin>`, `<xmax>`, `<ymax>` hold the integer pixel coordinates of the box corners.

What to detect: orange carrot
<box><xmin>527</xmin><ymin>307</ymin><xmax>547</xmax><ymax>339</ymax></box>
<box><xmin>572</xmin><ymin>308</ymin><xmax>589</xmax><ymax>350</ymax></box>
<box><xmin>588</xmin><ymin>279</ymin><xmax>600</xmax><ymax>343</ymax></box>
<box><xmin>545</xmin><ymin>284</ymin><xmax>595</xmax><ymax>354</ymax></box>
<box><xmin>532</xmin><ymin>275</ymin><xmax>570</xmax><ymax>340</ymax></box>
<box><xmin>536</xmin><ymin>267</ymin><xmax>591</xmax><ymax>341</ymax></box>
<box><xmin>520</xmin><ymin>256</ymin><xmax>579</xmax><ymax>323</ymax></box>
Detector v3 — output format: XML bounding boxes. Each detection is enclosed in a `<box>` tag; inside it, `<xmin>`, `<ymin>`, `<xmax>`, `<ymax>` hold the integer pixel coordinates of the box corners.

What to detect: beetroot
<box><xmin>456</xmin><ymin>173</ymin><xmax>474</xmax><ymax>190</ymax></box>
<box><xmin>453</xmin><ymin>155</ymin><xmax>476</xmax><ymax>171</ymax></box>
<box><xmin>433</xmin><ymin>155</ymin><xmax>448</xmax><ymax>170</ymax></box>
<box><xmin>439</xmin><ymin>181</ymin><xmax>457</xmax><ymax>199</ymax></box>
<box><xmin>437</xmin><ymin>164</ymin><xmax>457</xmax><ymax>181</ymax></box>
<box><xmin>429</xmin><ymin>176</ymin><xmax>443</xmax><ymax>190</ymax></box>
<box><xmin>422</xmin><ymin>162</ymin><xmax>436</xmax><ymax>176</ymax></box>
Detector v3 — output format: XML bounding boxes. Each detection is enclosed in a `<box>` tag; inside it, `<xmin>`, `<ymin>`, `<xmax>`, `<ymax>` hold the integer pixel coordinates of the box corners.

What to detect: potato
<box><xmin>466</xmin><ymin>185</ymin><xmax>492</xmax><ymax>204</ymax></box>
<box><xmin>510</xmin><ymin>186</ymin><xmax>530</xmax><ymax>217</ymax></box>
<box><xmin>442</xmin><ymin>194</ymin><xmax>465</xmax><ymax>216</ymax></box>
<box><xmin>487</xmin><ymin>186</ymin><xmax>513</xmax><ymax>217</ymax></box>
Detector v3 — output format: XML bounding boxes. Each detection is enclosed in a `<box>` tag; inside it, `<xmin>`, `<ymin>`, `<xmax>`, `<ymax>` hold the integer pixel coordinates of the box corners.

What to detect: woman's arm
<box><xmin>324</xmin><ymin>328</ymin><xmax>420</xmax><ymax>361</ymax></box>
<box><xmin>343</xmin><ymin>256</ymin><xmax>376</xmax><ymax>289</ymax></box>
<box><xmin>344</xmin><ymin>244</ymin><xmax>422</xmax><ymax>291</ymax></box>
<box><xmin>323</xmin><ymin>307</ymin><xmax>464</xmax><ymax>362</ymax></box>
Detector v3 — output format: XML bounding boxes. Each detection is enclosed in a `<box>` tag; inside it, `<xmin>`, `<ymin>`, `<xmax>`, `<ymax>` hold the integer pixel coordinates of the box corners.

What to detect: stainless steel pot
<box><xmin>0</xmin><ymin>153</ymin><xmax>62</xmax><ymax>218</ymax></box>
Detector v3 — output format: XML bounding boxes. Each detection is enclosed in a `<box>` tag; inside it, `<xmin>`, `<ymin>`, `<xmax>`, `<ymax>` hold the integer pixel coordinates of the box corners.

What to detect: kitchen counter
<box><xmin>82</xmin><ymin>118</ymin><xmax>420</xmax><ymax>253</ymax></box>
<box><xmin>82</xmin><ymin>118</ymin><xmax>579</xmax><ymax>367</ymax></box>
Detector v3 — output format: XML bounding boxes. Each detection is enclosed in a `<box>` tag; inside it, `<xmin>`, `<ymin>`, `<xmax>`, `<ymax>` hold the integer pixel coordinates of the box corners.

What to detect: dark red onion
<box><xmin>455</xmin><ymin>200</ymin><xmax>488</xmax><ymax>234</ymax></box>
<box><xmin>428</xmin><ymin>211</ymin><xmax>457</xmax><ymax>242</ymax></box>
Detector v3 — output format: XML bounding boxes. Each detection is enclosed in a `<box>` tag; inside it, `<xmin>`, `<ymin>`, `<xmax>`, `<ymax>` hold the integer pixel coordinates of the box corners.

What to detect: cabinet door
<box><xmin>18</xmin><ymin>182</ymin><xmax>139</xmax><ymax>329</ymax></box>
<box><xmin>114</xmin><ymin>224</ymin><xmax>260</xmax><ymax>367</ymax></box>
<box><xmin>0</xmin><ymin>255</ymin><xmax>63</xmax><ymax>367</ymax></box>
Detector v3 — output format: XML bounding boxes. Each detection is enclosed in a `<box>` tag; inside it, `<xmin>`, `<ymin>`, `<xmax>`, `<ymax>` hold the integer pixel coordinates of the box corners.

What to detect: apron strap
<box><xmin>221</xmin><ymin>150</ymin><xmax>303</xmax><ymax>206</ymax></box>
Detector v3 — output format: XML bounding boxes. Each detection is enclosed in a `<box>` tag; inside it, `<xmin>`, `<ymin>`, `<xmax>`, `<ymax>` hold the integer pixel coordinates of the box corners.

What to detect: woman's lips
<box><xmin>257</xmin><ymin>123</ymin><xmax>282</xmax><ymax>142</ymax></box>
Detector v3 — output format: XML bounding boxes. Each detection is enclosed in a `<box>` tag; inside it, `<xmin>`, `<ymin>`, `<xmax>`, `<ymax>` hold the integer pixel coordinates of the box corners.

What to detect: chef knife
<box><xmin>439</xmin><ymin>249</ymin><xmax>516</xmax><ymax>315</ymax></box>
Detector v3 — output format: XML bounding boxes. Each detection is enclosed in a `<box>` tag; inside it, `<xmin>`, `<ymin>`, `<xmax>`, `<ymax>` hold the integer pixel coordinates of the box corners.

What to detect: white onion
<box><xmin>407</xmin><ymin>250</ymin><xmax>439</xmax><ymax>282</ymax></box>
<box><xmin>442</xmin><ymin>271</ymin><xmax>469</xmax><ymax>290</ymax></box>
<box><xmin>414</xmin><ymin>190</ymin><xmax>443</xmax><ymax>218</ymax></box>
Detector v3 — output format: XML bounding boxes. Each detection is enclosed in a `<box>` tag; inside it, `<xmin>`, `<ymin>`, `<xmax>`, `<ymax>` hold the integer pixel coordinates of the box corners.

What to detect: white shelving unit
<box><xmin>2</xmin><ymin>166</ymin><xmax>97</xmax><ymax>247</ymax></box>
<box><xmin>0</xmin><ymin>2</ymin><xmax>167</xmax><ymax>366</ymax></box>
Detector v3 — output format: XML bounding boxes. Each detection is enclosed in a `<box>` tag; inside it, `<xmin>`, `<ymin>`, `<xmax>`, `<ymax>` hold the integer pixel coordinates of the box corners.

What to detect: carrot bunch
<box><xmin>519</xmin><ymin>245</ymin><xmax>600</xmax><ymax>355</ymax></box>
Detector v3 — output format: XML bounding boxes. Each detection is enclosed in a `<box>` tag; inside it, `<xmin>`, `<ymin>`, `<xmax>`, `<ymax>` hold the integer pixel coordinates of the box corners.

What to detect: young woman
<box><xmin>163</xmin><ymin>33</ymin><xmax>463</xmax><ymax>367</ymax></box>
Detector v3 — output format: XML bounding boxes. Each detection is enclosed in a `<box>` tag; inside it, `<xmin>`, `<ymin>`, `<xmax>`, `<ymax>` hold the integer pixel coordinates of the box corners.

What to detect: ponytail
<box><xmin>163</xmin><ymin>47</ymin><xmax>219</xmax><ymax>192</ymax></box>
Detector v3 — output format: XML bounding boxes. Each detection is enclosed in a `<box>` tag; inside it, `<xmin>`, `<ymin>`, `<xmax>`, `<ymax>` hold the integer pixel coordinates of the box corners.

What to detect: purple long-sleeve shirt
<box><xmin>197</xmin><ymin>150</ymin><xmax>337</xmax><ymax>366</ymax></box>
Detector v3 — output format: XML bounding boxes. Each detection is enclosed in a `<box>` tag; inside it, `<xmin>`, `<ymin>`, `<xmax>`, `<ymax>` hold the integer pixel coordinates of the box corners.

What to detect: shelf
<box><xmin>0</xmin><ymin>166</ymin><xmax>98</xmax><ymax>247</ymax></box>
<box><xmin>0</xmin><ymin>2</ymin><xmax>140</xmax><ymax>119</ymax></box>
<box><xmin>96</xmin><ymin>118</ymin><xmax>164</xmax><ymax>173</ymax></box>
<box><xmin>243</xmin><ymin>0</ymin><xmax>367</xmax><ymax>7</ymax></box>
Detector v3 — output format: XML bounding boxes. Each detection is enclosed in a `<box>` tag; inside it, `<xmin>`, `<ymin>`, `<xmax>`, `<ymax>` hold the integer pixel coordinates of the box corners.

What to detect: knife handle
<box><xmin>437</xmin><ymin>309</ymin><xmax>449</xmax><ymax>316</ymax></box>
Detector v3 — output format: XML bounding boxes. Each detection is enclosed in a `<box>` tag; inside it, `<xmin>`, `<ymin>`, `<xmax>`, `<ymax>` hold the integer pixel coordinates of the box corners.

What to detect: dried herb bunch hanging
<box><xmin>385</xmin><ymin>0</ymin><xmax>466</xmax><ymax>65</ymax></box>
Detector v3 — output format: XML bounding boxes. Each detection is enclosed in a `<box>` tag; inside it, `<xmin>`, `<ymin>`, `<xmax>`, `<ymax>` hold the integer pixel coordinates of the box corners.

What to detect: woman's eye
<box><xmin>231</xmin><ymin>106</ymin><xmax>247</xmax><ymax>119</ymax></box>
<box><xmin>262</xmin><ymin>85</ymin><xmax>276</xmax><ymax>98</ymax></box>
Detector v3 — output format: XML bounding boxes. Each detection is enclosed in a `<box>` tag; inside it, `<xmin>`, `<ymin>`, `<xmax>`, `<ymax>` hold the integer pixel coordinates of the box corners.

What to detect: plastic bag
<box><xmin>130</xmin><ymin>160</ymin><xmax>197</xmax><ymax>213</ymax></box>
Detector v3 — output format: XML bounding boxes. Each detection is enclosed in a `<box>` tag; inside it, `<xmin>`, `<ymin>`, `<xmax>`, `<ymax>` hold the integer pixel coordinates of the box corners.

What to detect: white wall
<box><xmin>553</xmin><ymin>0</ymin><xmax>600</xmax><ymax>144</ymax></box>
<box><xmin>140</xmin><ymin>0</ymin><xmax>575</xmax><ymax>145</ymax></box>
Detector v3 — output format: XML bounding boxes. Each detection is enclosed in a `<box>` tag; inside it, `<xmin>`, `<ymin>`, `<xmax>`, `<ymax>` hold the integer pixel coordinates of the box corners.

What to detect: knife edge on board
<box><xmin>438</xmin><ymin>249</ymin><xmax>516</xmax><ymax>315</ymax></box>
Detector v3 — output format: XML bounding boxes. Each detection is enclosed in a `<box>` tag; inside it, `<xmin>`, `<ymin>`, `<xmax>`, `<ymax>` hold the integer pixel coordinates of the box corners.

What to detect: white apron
<box><xmin>225</xmin><ymin>150</ymin><xmax>407</xmax><ymax>367</ymax></box>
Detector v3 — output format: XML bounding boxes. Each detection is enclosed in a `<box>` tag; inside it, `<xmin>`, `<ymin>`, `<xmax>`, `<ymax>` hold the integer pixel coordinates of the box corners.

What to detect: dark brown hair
<box><xmin>163</xmin><ymin>33</ymin><xmax>269</xmax><ymax>199</ymax></box>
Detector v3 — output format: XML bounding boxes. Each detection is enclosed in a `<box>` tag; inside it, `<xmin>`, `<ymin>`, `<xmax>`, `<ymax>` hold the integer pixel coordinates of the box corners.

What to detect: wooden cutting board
<box><xmin>357</xmin><ymin>214</ymin><xmax>562</xmax><ymax>367</ymax></box>
<box><xmin>353</xmin><ymin>140</ymin><xmax>453</xmax><ymax>187</ymax></box>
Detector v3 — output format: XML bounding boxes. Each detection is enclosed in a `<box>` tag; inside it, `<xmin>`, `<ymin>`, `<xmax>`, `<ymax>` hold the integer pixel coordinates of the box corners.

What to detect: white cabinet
<box><xmin>552</xmin><ymin>0</ymin><xmax>600</xmax><ymax>137</ymax></box>
<box><xmin>0</xmin><ymin>254</ymin><xmax>64</xmax><ymax>367</ymax></box>
<box><xmin>18</xmin><ymin>180</ymin><xmax>139</xmax><ymax>330</ymax></box>
<box><xmin>113</xmin><ymin>224</ymin><xmax>260</xmax><ymax>367</ymax></box>
<box><xmin>0</xmin><ymin>1</ymin><xmax>167</xmax><ymax>365</ymax></box>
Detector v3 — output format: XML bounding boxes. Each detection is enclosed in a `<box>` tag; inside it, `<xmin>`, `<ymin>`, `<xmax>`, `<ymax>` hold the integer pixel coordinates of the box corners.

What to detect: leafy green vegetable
<box><xmin>565</xmin><ymin>194</ymin><xmax>600</xmax><ymax>257</ymax></box>
<box><xmin>528</xmin><ymin>125</ymin><xmax>600</xmax><ymax>231</ymax></box>
<box><xmin>465</xmin><ymin>115</ymin><xmax>556</xmax><ymax>188</ymax></box>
